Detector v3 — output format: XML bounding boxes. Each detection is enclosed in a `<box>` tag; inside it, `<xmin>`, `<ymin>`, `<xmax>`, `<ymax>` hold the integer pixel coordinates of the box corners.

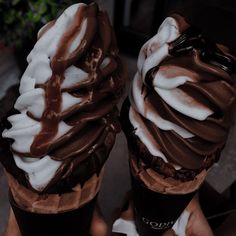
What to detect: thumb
<box><xmin>90</xmin><ymin>205</ymin><xmax>108</xmax><ymax>236</ymax></box>
<box><xmin>162</xmin><ymin>229</ymin><xmax>176</xmax><ymax>236</ymax></box>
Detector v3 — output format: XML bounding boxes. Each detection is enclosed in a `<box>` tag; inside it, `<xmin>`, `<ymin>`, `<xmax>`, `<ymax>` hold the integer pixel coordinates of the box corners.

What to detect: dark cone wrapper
<box><xmin>131</xmin><ymin>174</ymin><xmax>196</xmax><ymax>236</ymax></box>
<box><xmin>9</xmin><ymin>191</ymin><xmax>97</xmax><ymax>236</ymax></box>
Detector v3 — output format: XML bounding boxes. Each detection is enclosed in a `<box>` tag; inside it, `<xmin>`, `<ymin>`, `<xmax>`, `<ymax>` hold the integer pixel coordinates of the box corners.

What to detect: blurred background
<box><xmin>0</xmin><ymin>0</ymin><xmax>236</xmax><ymax>235</ymax></box>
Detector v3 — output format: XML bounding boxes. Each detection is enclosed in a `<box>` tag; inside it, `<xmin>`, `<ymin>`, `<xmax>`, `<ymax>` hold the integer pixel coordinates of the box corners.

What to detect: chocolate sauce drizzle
<box><xmin>169</xmin><ymin>26</ymin><xmax>236</xmax><ymax>74</ymax></box>
<box><xmin>3</xmin><ymin>3</ymin><xmax>125</xmax><ymax>193</ymax></box>
<box><xmin>31</xmin><ymin>4</ymin><xmax>91</xmax><ymax>157</ymax></box>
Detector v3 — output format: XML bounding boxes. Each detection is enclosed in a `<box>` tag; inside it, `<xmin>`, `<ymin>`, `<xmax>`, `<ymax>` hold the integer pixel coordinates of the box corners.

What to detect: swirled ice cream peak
<box><xmin>128</xmin><ymin>14</ymin><xmax>236</xmax><ymax>173</ymax></box>
<box><xmin>2</xmin><ymin>3</ymin><xmax>124</xmax><ymax>191</ymax></box>
<box><xmin>129</xmin><ymin>16</ymin><xmax>193</xmax><ymax>168</ymax></box>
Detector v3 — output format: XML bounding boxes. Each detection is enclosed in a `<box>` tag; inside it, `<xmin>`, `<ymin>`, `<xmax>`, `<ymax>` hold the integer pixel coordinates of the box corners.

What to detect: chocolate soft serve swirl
<box><xmin>1</xmin><ymin>3</ymin><xmax>125</xmax><ymax>193</ymax></box>
<box><xmin>121</xmin><ymin>15</ymin><xmax>236</xmax><ymax>181</ymax></box>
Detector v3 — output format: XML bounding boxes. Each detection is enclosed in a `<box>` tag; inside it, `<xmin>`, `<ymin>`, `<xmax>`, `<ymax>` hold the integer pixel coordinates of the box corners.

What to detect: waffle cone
<box><xmin>6</xmin><ymin>168</ymin><xmax>104</xmax><ymax>214</ymax></box>
<box><xmin>129</xmin><ymin>153</ymin><xmax>206</xmax><ymax>236</ymax></box>
<box><xmin>130</xmin><ymin>152</ymin><xmax>206</xmax><ymax>195</ymax></box>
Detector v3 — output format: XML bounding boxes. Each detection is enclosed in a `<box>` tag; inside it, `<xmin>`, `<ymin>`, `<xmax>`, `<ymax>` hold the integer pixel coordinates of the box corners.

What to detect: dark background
<box><xmin>114</xmin><ymin>0</ymin><xmax>236</xmax><ymax>55</ymax></box>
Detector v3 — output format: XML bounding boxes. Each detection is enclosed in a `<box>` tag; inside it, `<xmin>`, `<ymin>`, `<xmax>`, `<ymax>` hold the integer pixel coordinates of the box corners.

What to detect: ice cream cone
<box><xmin>7</xmin><ymin>169</ymin><xmax>103</xmax><ymax>236</ymax></box>
<box><xmin>128</xmin><ymin>152</ymin><xmax>206</xmax><ymax>236</ymax></box>
<box><xmin>0</xmin><ymin>2</ymin><xmax>125</xmax><ymax>235</ymax></box>
<box><xmin>120</xmin><ymin>10</ymin><xmax>236</xmax><ymax>236</ymax></box>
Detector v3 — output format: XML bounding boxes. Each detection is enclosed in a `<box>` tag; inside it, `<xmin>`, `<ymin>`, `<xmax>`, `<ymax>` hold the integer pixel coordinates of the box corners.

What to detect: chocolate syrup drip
<box><xmin>144</xmin><ymin>66</ymin><xmax>159</xmax><ymax>89</ymax></box>
<box><xmin>31</xmin><ymin>4</ymin><xmax>90</xmax><ymax>157</ymax></box>
<box><xmin>31</xmin><ymin>75</ymin><xmax>62</xmax><ymax>157</ymax></box>
<box><xmin>30</xmin><ymin>3</ymin><xmax>122</xmax><ymax>159</ymax></box>
<box><xmin>169</xmin><ymin>27</ymin><xmax>236</xmax><ymax>75</ymax></box>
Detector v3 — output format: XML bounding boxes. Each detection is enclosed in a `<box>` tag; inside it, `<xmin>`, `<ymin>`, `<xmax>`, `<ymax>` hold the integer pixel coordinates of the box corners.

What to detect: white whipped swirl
<box><xmin>2</xmin><ymin>4</ymin><xmax>95</xmax><ymax>191</ymax></box>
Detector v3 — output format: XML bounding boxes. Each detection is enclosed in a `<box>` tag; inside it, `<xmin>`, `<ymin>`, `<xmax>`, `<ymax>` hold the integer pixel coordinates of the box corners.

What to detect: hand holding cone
<box><xmin>112</xmin><ymin>195</ymin><xmax>214</xmax><ymax>236</ymax></box>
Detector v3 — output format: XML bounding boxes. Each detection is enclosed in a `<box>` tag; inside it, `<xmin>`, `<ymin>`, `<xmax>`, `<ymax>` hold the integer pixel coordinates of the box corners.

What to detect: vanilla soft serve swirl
<box><xmin>2</xmin><ymin>3</ymin><xmax>125</xmax><ymax>192</ymax></box>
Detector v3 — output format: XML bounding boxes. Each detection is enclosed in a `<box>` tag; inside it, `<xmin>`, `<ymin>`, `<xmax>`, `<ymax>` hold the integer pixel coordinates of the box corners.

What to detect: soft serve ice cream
<box><xmin>122</xmin><ymin>14</ymin><xmax>236</xmax><ymax>181</ymax></box>
<box><xmin>120</xmin><ymin>13</ymin><xmax>236</xmax><ymax>236</ymax></box>
<box><xmin>2</xmin><ymin>3</ymin><xmax>124</xmax><ymax>193</ymax></box>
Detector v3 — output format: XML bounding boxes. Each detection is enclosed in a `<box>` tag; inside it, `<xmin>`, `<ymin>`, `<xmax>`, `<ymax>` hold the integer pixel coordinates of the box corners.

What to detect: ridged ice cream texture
<box><xmin>2</xmin><ymin>3</ymin><xmax>123</xmax><ymax>191</ymax></box>
<box><xmin>128</xmin><ymin>16</ymin><xmax>236</xmax><ymax>171</ymax></box>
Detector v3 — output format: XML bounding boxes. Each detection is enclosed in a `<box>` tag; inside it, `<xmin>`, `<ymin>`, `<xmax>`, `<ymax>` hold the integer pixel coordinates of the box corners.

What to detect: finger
<box><xmin>162</xmin><ymin>229</ymin><xmax>176</xmax><ymax>236</ymax></box>
<box><xmin>90</xmin><ymin>205</ymin><xmax>108</xmax><ymax>236</ymax></box>
<box><xmin>3</xmin><ymin>208</ymin><xmax>21</xmax><ymax>236</ymax></box>
<box><xmin>186</xmin><ymin>198</ymin><xmax>213</xmax><ymax>236</ymax></box>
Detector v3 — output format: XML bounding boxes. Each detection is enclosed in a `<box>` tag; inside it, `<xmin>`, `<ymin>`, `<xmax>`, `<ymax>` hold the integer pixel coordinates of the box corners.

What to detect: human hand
<box><xmin>163</xmin><ymin>197</ymin><xmax>214</xmax><ymax>236</ymax></box>
<box><xmin>2</xmin><ymin>208</ymin><xmax>21</xmax><ymax>236</ymax></box>
<box><xmin>112</xmin><ymin>196</ymin><xmax>214</xmax><ymax>236</ymax></box>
